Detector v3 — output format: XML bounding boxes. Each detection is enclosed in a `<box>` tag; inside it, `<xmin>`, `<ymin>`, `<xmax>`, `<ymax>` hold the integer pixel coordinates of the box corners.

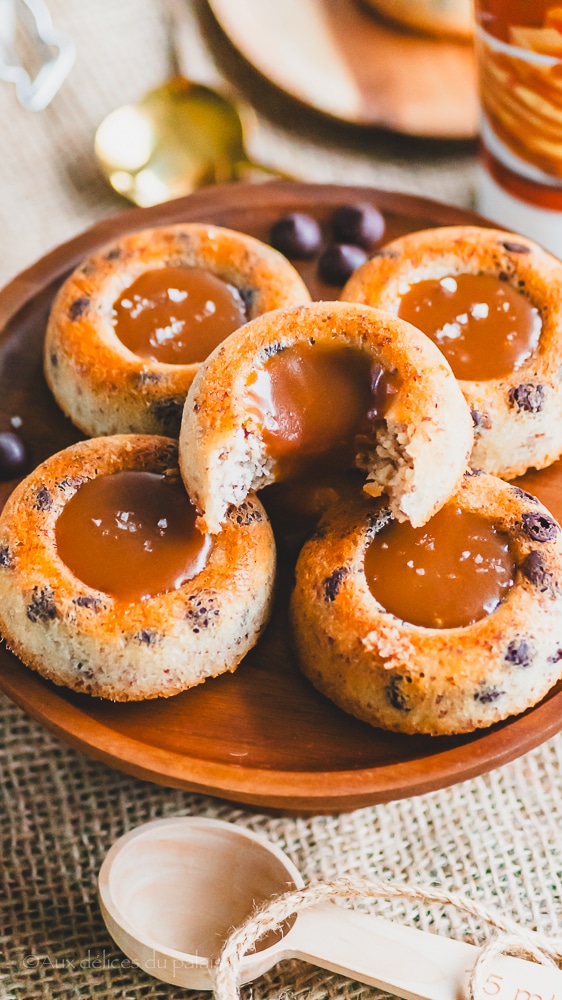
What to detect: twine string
<box><xmin>213</xmin><ymin>875</ymin><xmax>562</xmax><ymax>1000</ymax></box>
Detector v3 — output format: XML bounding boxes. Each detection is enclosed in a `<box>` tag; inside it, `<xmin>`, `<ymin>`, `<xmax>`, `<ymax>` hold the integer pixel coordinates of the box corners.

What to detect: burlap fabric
<box><xmin>1</xmin><ymin>3</ymin><xmax>561</xmax><ymax>999</ymax></box>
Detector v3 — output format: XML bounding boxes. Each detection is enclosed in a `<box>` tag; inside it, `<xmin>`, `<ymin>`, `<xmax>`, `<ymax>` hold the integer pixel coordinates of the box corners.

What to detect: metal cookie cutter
<box><xmin>0</xmin><ymin>0</ymin><xmax>75</xmax><ymax>110</ymax></box>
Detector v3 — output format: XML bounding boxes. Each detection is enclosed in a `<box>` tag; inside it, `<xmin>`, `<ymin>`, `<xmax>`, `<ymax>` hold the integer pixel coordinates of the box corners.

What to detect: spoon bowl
<box><xmin>95</xmin><ymin>77</ymin><xmax>283</xmax><ymax>207</ymax></box>
<box><xmin>98</xmin><ymin>817</ymin><xmax>302</xmax><ymax>989</ymax></box>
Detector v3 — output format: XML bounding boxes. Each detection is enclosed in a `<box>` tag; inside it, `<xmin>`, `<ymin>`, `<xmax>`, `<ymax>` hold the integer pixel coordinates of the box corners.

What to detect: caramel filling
<box><xmin>364</xmin><ymin>504</ymin><xmax>515</xmax><ymax>628</ymax></box>
<box><xmin>398</xmin><ymin>273</ymin><xmax>541</xmax><ymax>381</ymax></box>
<box><xmin>245</xmin><ymin>343</ymin><xmax>400</xmax><ymax>478</ymax></box>
<box><xmin>56</xmin><ymin>470</ymin><xmax>212</xmax><ymax>602</ymax></box>
<box><xmin>112</xmin><ymin>266</ymin><xmax>247</xmax><ymax>365</ymax></box>
<box><xmin>261</xmin><ymin>471</ymin><xmax>361</xmax><ymax>560</ymax></box>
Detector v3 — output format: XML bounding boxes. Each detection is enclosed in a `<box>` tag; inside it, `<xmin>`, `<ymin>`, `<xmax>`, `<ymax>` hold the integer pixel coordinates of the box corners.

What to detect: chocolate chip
<box><xmin>508</xmin><ymin>383</ymin><xmax>545</xmax><ymax>413</ymax></box>
<box><xmin>158</xmin><ymin>447</ymin><xmax>179</xmax><ymax>475</ymax></box>
<box><xmin>371</xmin><ymin>249</ymin><xmax>399</xmax><ymax>259</ymax></box>
<box><xmin>0</xmin><ymin>432</ymin><xmax>27</xmax><ymax>480</ymax></box>
<box><xmin>331</xmin><ymin>203</ymin><xmax>385</xmax><ymax>249</ymax></box>
<box><xmin>511</xmin><ymin>486</ymin><xmax>538</xmax><ymax>503</ymax></box>
<box><xmin>135</xmin><ymin>629</ymin><xmax>159</xmax><ymax>645</ymax></box>
<box><xmin>520</xmin><ymin>550</ymin><xmax>555</xmax><ymax>593</ymax></box>
<box><xmin>152</xmin><ymin>397</ymin><xmax>184</xmax><ymax>435</ymax></box>
<box><xmin>324</xmin><ymin>566</ymin><xmax>349</xmax><ymax>602</ymax></box>
<box><xmin>186</xmin><ymin>591</ymin><xmax>220</xmax><ymax>629</ymax></box>
<box><xmin>505</xmin><ymin>637</ymin><xmax>535</xmax><ymax>668</ymax></box>
<box><xmin>58</xmin><ymin>476</ymin><xmax>84</xmax><ymax>493</ymax></box>
<box><xmin>105</xmin><ymin>247</ymin><xmax>121</xmax><ymax>261</ymax></box>
<box><xmin>548</xmin><ymin>648</ymin><xmax>562</xmax><ymax>663</ymax></box>
<box><xmin>26</xmin><ymin>586</ymin><xmax>57</xmax><ymax>623</ymax></box>
<box><xmin>238</xmin><ymin>286</ymin><xmax>257</xmax><ymax>313</ymax></box>
<box><xmin>73</xmin><ymin>595</ymin><xmax>103</xmax><ymax>611</ymax></box>
<box><xmin>233</xmin><ymin>501</ymin><xmax>263</xmax><ymax>526</ymax></box>
<box><xmin>464</xmin><ymin>468</ymin><xmax>484</xmax><ymax>477</ymax></box>
<box><xmin>139</xmin><ymin>371</ymin><xmax>161</xmax><ymax>384</ymax></box>
<box><xmin>261</xmin><ymin>341</ymin><xmax>286</xmax><ymax>359</ymax></box>
<box><xmin>68</xmin><ymin>296</ymin><xmax>90</xmax><ymax>321</ymax></box>
<box><xmin>471</xmin><ymin>409</ymin><xmax>492</xmax><ymax>430</ymax></box>
<box><xmin>318</xmin><ymin>244</ymin><xmax>368</xmax><ymax>285</ymax></box>
<box><xmin>34</xmin><ymin>487</ymin><xmax>52</xmax><ymax>511</ymax></box>
<box><xmin>366</xmin><ymin>507</ymin><xmax>393</xmax><ymax>536</ymax></box>
<box><xmin>498</xmin><ymin>271</ymin><xmax>509</xmax><ymax>282</ymax></box>
<box><xmin>386</xmin><ymin>674</ymin><xmax>413</xmax><ymax>712</ymax></box>
<box><xmin>270</xmin><ymin>213</ymin><xmax>322</xmax><ymax>259</ymax></box>
<box><xmin>50</xmin><ymin>352</ymin><xmax>58</xmax><ymax>368</ymax></box>
<box><xmin>474</xmin><ymin>685</ymin><xmax>505</xmax><ymax>704</ymax></box>
<box><xmin>75</xmin><ymin>661</ymin><xmax>94</xmax><ymax>679</ymax></box>
<box><xmin>522</xmin><ymin>511</ymin><xmax>560</xmax><ymax>542</ymax></box>
<box><xmin>0</xmin><ymin>544</ymin><xmax>13</xmax><ymax>568</ymax></box>
<box><xmin>502</xmin><ymin>241</ymin><xmax>531</xmax><ymax>254</ymax></box>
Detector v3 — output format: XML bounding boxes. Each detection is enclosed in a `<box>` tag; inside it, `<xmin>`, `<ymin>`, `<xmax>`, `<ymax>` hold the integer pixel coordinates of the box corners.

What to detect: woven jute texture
<box><xmin>1</xmin><ymin>2</ymin><xmax>561</xmax><ymax>1000</ymax></box>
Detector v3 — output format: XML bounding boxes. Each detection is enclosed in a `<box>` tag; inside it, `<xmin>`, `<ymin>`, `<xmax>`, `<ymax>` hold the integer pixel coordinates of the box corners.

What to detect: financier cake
<box><xmin>44</xmin><ymin>223</ymin><xmax>310</xmax><ymax>437</ymax></box>
<box><xmin>179</xmin><ymin>301</ymin><xmax>474</xmax><ymax>533</ymax></box>
<box><xmin>291</xmin><ymin>471</ymin><xmax>562</xmax><ymax>735</ymax></box>
<box><xmin>0</xmin><ymin>435</ymin><xmax>275</xmax><ymax>700</ymax></box>
<box><xmin>341</xmin><ymin>226</ymin><xmax>562</xmax><ymax>479</ymax></box>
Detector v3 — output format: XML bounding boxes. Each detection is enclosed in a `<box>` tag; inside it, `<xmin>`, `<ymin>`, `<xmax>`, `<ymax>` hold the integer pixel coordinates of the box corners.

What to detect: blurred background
<box><xmin>0</xmin><ymin>0</ymin><xmax>478</xmax><ymax>286</ymax></box>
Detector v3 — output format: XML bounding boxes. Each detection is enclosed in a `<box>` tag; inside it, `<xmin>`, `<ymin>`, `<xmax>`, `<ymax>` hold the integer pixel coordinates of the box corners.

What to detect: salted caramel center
<box><xmin>112</xmin><ymin>266</ymin><xmax>247</xmax><ymax>365</ymax></box>
<box><xmin>364</xmin><ymin>504</ymin><xmax>515</xmax><ymax>628</ymax></box>
<box><xmin>245</xmin><ymin>343</ymin><xmax>399</xmax><ymax>478</ymax></box>
<box><xmin>56</xmin><ymin>470</ymin><xmax>212</xmax><ymax>602</ymax></box>
<box><xmin>261</xmin><ymin>470</ymin><xmax>361</xmax><ymax>560</ymax></box>
<box><xmin>398</xmin><ymin>273</ymin><xmax>541</xmax><ymax>381</ymax></box>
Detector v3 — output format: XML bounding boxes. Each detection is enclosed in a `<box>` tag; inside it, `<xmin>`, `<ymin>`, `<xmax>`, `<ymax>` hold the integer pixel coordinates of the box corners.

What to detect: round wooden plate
<box><xmin>207</xmin><ymin>0</ymin><xmax>478</xmax><ymax>137</ymax></box>
<box><xmin>1</xmin><ymin>181</ymin><xmax>561</xmax><ymax>815</ymax></box>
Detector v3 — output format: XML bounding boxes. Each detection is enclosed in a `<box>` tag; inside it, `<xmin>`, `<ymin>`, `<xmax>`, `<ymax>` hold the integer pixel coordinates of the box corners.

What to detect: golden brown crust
<box><xmin>0</xmin><ymin>435</ymin><xmax>275</xmax><ymax>700</ymax></box>
<box><xmin>44</xmin><ymin>224</ymin><xmax>311</xmax><ymax>437</ymax></box>
<box><xmin>291</xmin><ymin>472</ymin><xmax>562</xmax><ymax>735</ymax></box>
<box><xmin>179</xmin><ymin>300</ymin><xmax>473</xmax><ymax>533</ymax></box>
<box><xmin>341</xmin><ymin>225</ymin><xmax>562</xmax><ymax>478</ymax></box>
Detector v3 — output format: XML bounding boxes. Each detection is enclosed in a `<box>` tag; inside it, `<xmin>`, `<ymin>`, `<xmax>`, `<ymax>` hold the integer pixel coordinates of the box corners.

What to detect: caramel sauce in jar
<box><xmin>364</xmin><ymin>504</ymin><xmax>515</xmax><ymax>629</ymax></box>
<box><xmin>112</xmin><ymin>266</ymin><xmax>247</xmax><ymax>365</ymax></box>
<box><xmin>476</xmin><ymin>2</ymin><xmax>562</xmax><ymax>184</ymax></box>
<box><xmin>245</xmin><ymin>343</ymin><xmax>400</xmax><ymax>478</ymax></box>
<box><xmin>56</xmin><ymin>470</ymin><xmax>212</xmax><ymax>603</ymax></box>
<box><xmin>398</xmin><ymin>273</ymin><xmax>541</xmax><ymax>381</ymax></box>
<box><xmin>476</xmin><ymin>1</ymin><xmax>552</xmax><ymax>42</ymax></box>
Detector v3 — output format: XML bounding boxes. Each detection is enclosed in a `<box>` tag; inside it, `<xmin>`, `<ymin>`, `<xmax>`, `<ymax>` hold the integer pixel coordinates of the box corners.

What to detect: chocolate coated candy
<box><xmin>0</xmin><ymin>432</ymin><xmax>27</xmax><ymax>480</ymax></box>
<box><xmin>318</xmin><ymin>244</ymin><xmax>367</xmax><ymax>285</ymax></box>
<box><xmin>502</xmin><ymin>241</ymin><xmax>531</xmax><ymax>254</ymax></box>
<box><xmin>332</xmin><ymin>203</ymin><xmax>385</xmax><ymax>249</ymax></box>
<box><xmin>269</xmin><ymin>213</ymin><xmax>322</xmax><ymax>259</ymax></box>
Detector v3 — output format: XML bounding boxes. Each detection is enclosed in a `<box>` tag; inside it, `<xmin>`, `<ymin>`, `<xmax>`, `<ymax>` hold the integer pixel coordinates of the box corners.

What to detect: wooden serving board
<box><xmin>206</xmin><ymin>0</ymin><xmax>478</xmax><ymax>137</ymax></box>
<box><xmin>0</xmin><ymin>181</ymin><xmax>561</xmax><ymax>815</ymax></box>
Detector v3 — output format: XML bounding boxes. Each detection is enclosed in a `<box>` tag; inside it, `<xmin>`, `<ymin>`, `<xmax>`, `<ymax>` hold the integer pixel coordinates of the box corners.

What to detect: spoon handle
<box><xmin>284</xmin><ymin>902</ymin><xmax>562</xmax><ymax>1000</ymax></box>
